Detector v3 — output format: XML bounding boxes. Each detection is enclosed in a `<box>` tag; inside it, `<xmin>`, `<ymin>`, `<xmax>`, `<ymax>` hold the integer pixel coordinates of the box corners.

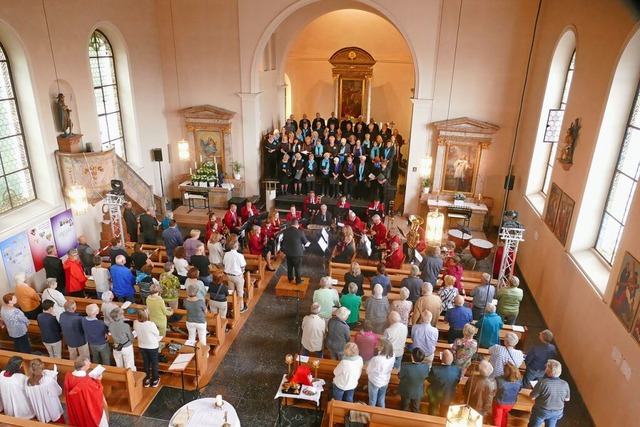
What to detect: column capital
<box><xmin>237</xmin><ymin>92</ymin><xmax>261</xmax><ymax>100</ymax></box>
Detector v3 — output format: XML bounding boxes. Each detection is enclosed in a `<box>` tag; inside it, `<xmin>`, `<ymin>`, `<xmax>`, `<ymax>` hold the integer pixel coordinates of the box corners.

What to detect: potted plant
<box><xmin>231</xmin><ymin>161</ymin><xmax>243</xmax><ymax>179</ymax></box>
<box><xmin>422</xmin><ymin>177</ymin><xmax>432</xmax><ymax>194</ymax></box>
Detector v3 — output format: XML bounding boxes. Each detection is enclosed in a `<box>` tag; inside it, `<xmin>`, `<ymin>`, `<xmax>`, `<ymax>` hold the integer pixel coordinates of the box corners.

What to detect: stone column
<box><xmin>238</xmin><ymin>92</ymin><xmax>261</xmax><ymax>196</ymax></box>
<box><xmin>365</xmin><ymin>76</ymin><xmax>372</xmax><ymax>122</ymax></box>
<box><xmin>405</xmin><ymin>98</ymin><xmax>434</xmax><ymax>214</ymax></box>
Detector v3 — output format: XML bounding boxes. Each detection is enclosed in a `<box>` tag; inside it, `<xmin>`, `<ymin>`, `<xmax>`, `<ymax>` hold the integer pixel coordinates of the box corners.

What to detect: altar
<box><xmin>178</xmin><ymin>180</ymin><xmax>234</xmax><ymax>209</ymax></box>
<box><xmin>420</xmin><ymin>193</ymin><xmax>488</xmax><ymax>231</ymax></box>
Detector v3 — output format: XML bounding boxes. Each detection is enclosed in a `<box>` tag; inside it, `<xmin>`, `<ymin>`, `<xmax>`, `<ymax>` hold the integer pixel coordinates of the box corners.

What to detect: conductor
<box><xmin>281</xmin><ymin>219</ymin><xmax>309</xmax><ymax>285</ymax></box>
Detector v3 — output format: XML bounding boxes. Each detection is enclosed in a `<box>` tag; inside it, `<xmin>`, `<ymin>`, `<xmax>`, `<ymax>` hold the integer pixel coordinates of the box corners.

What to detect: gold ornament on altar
<box><xmin>285</xmin><ymin>354</ymin><xmax>294</xmax><ymax>379</ymax></box>
<box><xmin>406</xmin><ymin>215</ymin><xmax>424</xmax><ymax>249</ymax></box>
<box><xmin>311</xmin><ymin>359</ymin><xmax>320</xmax><ymax>381</ymax></box>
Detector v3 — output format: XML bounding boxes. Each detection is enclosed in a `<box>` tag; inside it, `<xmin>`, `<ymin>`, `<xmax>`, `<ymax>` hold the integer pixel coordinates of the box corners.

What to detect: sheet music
<box><xmin>318</xmin><ymin>228</ymin><xmax>329</xmax><ymax>252</ymax></box>
<box><xmin>89</xmin><ymin>364</ymin><xmax>105</xmax><ymax>379</ymax></box>
<box><xmin>512</xmin><ymin>325</ymin><xmax>525</xmax><ymax>332</ymax></box>
<box><xmin>361</xmin><ymin>234</ymin><xmax>372</xmax><ymax>256</ymax></box>
<box><xmin>168</xmin><ymin>353</ymin><xmax>195</xmax><ymax>372</ymax></box>
<box><xmin>368</xmin><ymin>173</ymin><xmax>376</xmax><ymax>180</ymax></box>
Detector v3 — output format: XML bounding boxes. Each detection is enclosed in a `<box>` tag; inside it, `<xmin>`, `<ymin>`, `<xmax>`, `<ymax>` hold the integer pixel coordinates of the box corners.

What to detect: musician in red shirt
<box><xmin>369</xmin><ymin>214</ymin><xmax>387</xmax><ymax>248</ymax></box>
<box><xmin>248</xmin><ymin>224</ymin><xmax>275</xmax><ymax>270</ymax></box>
<box><xmin>384</xmin><ymin>241</ymin><xmax>404</xmax><ymax>269</ymax></box>
<box><xmin>205</xmin><ymin>212</ymin><xmax>221</xmax><ymax>242</ymax></box>
<box><xmin>336</xmin><ymin>195</ymin><xmax>351</xmax><ymax>210</ymax></box>
<box><xmin>286</xmin><ymin>204</ymin><xmax>302</xmax><ymax>223</ymax></box>
<box><xmin>386</xmin><ymin>228</ymin><xmax>402</xmax><ymax>248</ymax></box>
<box><xmin>240</xmin><ymin>201</ymin><xmax>259</xmax><ymax>223</ymax></box>
<box><xmin>223</xmin><ymin>204</ymin><xmax>242</xmax><ymax>233</ymax></box>
<box><xmin>344</xmin><ymin>211</ymin><xmax>364</xmax><ymax>235</ymax></box>
<box><xmin>367</xmin><ymin>198</ymin><xmax>385</xmax><ymax>221</ymax></box>
<box><xmin>303</xmin><ymin>191</ymin><xmax>321</xmax><ymax>216</ymax></box>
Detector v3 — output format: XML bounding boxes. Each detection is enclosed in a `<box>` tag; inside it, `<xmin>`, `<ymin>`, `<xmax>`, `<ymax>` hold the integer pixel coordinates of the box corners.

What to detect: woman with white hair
<box><xmin>108</xmin><ymin>307</ymin><xmax>136</xmax><ymax>370</ymax></box>
<box><xmin>13</xmin><ymin>272</ymin><xmax>41</xmax><ymax>320</ymax></box>
<box><xmin>313</xmin><ymin>277</ymin><xmax>340</xmax><ymax>322</ymax></box>
<box><xmin>332</xmin><ymin>342</ymin><xmax>363</xmax><ymax>402</ymax></box>
<box><xmin>496</xmin><ymin>276</ymin><xmax>524</xmax><ymax>325</ymax></box>
<box><xmin>365</xmin><ymin>283</ymin><xmax>390</xmax><ymax>334</ymax></box>
<box><xmin>184</xmin><ymin>284</ymin><xmax>208</xmax><ymax>346</ymax></box>
<box><xmin>100</xmin><ymin>291</ymin><xmax>118</xmax><ymax>326</ymax></box>
<box><xmin>463</xmin><ymin>360</ymin><xmax>497</xmax><ymax>416</ymax></box>
<box><xmin>42</xmin><ymin>278</ymin><xmax>66</xmax><ymax>320</ymax></box>
<box><xmin>391</xmin><ymin>287</ymin><xmax>412</xmax><ymax>326</ymax></box>
<box><xmin>488</xmin><ymin>332</ymin><xmax>524</xmax><ymax>378</ymax></box>
<box><xmin>366</xmin><ymin>338</ymin><xmax>395</xmax><ymax>407</ymax></box>
<box><xmin>184</xmin><ymin>229</ymin><xmax>202</xmax><ymax>262</ymax></box>
<box><xmin>81</xmin><ymin>303</ymin><xmax>111</xmax><ymax>365</ymax></box>
<box><xmin>452</xmin><ymin>323</ymin><xmax>478</xmax><ymax>376</ymax></box>
<box><xmin>326</xmin><ymin>307</ymin><xmax>351</xmax><ymax>360</ymax></box>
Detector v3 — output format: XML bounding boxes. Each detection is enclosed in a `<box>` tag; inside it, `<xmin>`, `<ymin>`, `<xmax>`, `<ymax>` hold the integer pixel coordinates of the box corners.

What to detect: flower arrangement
<box><xmin>191</xmin><ymin>161</ymin><xmax>217</xmax><ymax>185</ymax></box>
<box><xmin>454</xmin><ymin>192</ymin><xmax>466</xmax><ymax>201</ymax></box>
<box><xmin>422</xmin><ymin>177</ymin><xmax>432</xmax><ymax>188</ymax></box>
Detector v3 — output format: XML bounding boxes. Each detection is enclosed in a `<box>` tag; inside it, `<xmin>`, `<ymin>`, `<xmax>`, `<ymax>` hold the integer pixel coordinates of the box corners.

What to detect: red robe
<box><xmin>240</xmin><ymin>205</ymin><xmax>259</xmax><ymax>223</ymax></box>
<box><xmin>64</xmin><ymin>372</ymin><xmax>104</xmax><ymax>427</ymax></box>
<box><xmin>248</xmin><ymin>233</ymin><xmax>265</xmax><ymax>255</ymax></box>
<box><xmin>63</xmin><ymin>259</ymin><xmax>87</xmax><ymax>293</ymax></box>
<box><xmin>370</xmin><ymin>222</ymin><xmax>387</xmax><ymax>247</ymax></box>
<box><xmin>385</xmin><ymin>248</ymin><xmax>404</xmax><ymax>269</ymax></box>
<box><xmin>345</xmin><ymin>216</ymin><xmax>364</xmax><ymax>234</ymax></box>
<box><xmin>223</xmin><ymin>210</ymin><xmax>241</xmax><ymax>230</ymax></box>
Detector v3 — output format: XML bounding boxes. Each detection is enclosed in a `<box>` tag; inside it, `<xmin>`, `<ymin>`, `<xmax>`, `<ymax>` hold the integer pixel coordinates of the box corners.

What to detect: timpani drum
<box><xmin>447</xmin><ymin>229</ymin><xmax>472</xmax><ymax>251</ymax></box>
<box><xmin>469</xmin><ymin>238</ymin><xmax>494</xmax><ymax>270</ymax></box>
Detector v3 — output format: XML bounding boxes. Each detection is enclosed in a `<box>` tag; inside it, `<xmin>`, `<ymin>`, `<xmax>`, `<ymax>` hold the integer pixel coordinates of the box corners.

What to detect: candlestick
<box><xmin>215</xmin><ymin>394</ymin><xmax>223</xmax><ymax>407</ymax></box>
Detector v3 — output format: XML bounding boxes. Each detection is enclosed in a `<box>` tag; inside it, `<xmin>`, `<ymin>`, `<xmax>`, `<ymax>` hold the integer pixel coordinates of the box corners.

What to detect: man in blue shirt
<box><xmin>475</xmin><ymin>303</ymin><xmax>503</xmax><ymax>348</ymax></box>
<box><xmin>59</xmin><ymin>300</ymin><xmax>89</xmax><ymax>359</ymax></box>
<box><xmin>426</xmin><ymin>350</ymin><xmax>462</xmax><ymax>416</ymax></box>
<box><xmin>470</xmin><ymin>272</ymin><xmax>496</xmax><ymax>319</ymax></box>
<box><xmin>529</xmin><ymin>360</ymin><xmax>570</xmax><ymax>427</ymax></box>
<box><xmin>419</xmin><ymin>246</ymin><xmax>443</xmax><ymax>286</ymax></box>
<box><xmin>37</xmin><ymin>300</ymin><xmax>62</xmax><ymax>359</ymax></box>
<box><xmin>162</xmin><ymin>220</ymin><xmax>183</xmax><ymax>261</ymax></box>
<box><xmin>524</xmin><ymin>329</ymin><xmax>557</xmax><ymax>388</ymax></box>
<box><xmin>111</xmin><ymin>254</ymin><xmax>136</xmax><ymax>303</ymax></box>
<box><xmin>444</xmin><ymin>295</ymin><xmax>473</xmax><ymax>343</ymax></box>
<box><xmin>411</xmin><ymin>311</ymin><xmax>439</xmax><ymax>367</ymax></box>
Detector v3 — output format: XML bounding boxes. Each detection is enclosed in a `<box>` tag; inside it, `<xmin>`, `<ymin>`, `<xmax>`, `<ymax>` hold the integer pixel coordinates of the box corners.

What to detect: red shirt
<box><xmin>240</xmin><ymin>205</ymin><xmax>259</xmax><ymax>223</ymax></box>
<box><xmin>336</xmin><ymin>201</ymin><xmax>351</xmax><ymax>210</ymax></box>
<box><xmin>205</xmin><ymin>219</ymin><xmax>221</xmax><ymax>241</ymax></box>
<box><xmin>286</xmin><ymin>212</ymin><xmax>302</xmax><ymax>222</ymax></box>
<box><xmin>248</xmin><ymin>233</ymin><xmax>265</xmax><ymax>255</ymax></box>
<box><xmin>385</xmin><ymin>248</ymin><xmax>404</xmax><ymax>269</ymax></box>
<box><xmin>223</xmin><ymin>210</ymin><xmax>241</xmax><ymax>229</ymax></box>
<box><xmin>63</xmin><ymin>259</ymin><xmax>87</xmax><ymax>293</ymax></box>
<box><xmin>303</xmin><ymin>196</ymin><xmax>319</xmax><ymax>214</ymax></box>
<box><xmin>386</xmin><ymin>233</ymin><xmax>402</xmax><ymax>248</ymax></box>
<box><xmin>371</xmin><ymin>222</ymin><xmax>387</xmax><ymax>247</ymax></box>
<box><xmin>367</xmin><ymin>201</ymin><xmax>385</xmax><ymax>218</ymax></box>
<box><xmin>263</xmin><ymin>224</ymin><xmax>277</xmax><ymax>240</ymax></box>
<box><xmin>345</xmin><ymin>216</ymin><xmax>364</xmax><ymax>234</ymax></box>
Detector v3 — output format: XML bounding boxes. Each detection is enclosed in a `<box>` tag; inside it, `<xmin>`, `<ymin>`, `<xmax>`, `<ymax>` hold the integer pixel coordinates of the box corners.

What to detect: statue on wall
<box><xmin>558</xmin><ymin>117</ymin><xmax>581</xmax><ymax>165</ymax></box>
<box><xmin>56</xmin><ymin>93</ymin><xmax>74</xmax><ymax>137</ymax></box>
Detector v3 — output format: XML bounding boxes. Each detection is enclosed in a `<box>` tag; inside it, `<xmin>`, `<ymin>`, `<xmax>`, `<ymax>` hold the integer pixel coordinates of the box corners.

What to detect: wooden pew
<box><xmin>0</xmin><ymin>413</ymin><xmax>64</xmax><ymax>426</ymax></box>
<box><xmin>0</xmin><ymin>349</ymin><xmax>146</xmax><ymax>413</ymax></box>
<box><xmin>66</xmin><ymin>297</ymin><xmax>225</xmax><ymax>352</ymax></box>
<box><xmin>325</xmin><ymin>400</ymin><xmax>450</xmax><ymax>426</ymax></box>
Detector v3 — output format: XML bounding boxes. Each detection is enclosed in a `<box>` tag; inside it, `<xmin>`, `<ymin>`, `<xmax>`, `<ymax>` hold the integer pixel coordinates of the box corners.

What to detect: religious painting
<box><xmin>611</xmin><ymin>252</ymin><xmax>640</xmax><ymax>331</ymax></box>
<box><xmin>442</xmin><ymin>142</ymin><xmax>480</xmax><ymax>195</ymax></box>
<box><xmin>553</xmin><ymin>192</ymin><xmax>574</xmax><ymax>245</ymax></box>
<box><xmin>195</xmin><ymin>130</ymin><xmax>224</xmax><ymax>165</ymax></box>
<box><xmin>544</xmin><ymin>183</ymin><xmax>562</xmax><ymax>231</ymax></box>
<box><xmin>338</xmin><ymin>78</ymin><xmax>365</xmax><ymax>119</ymax></box>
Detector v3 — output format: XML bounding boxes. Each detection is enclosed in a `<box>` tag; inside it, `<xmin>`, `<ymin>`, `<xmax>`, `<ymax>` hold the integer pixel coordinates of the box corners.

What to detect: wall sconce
<box><xmin>419</xmin><ymin>156</ymin><xmax>432</xmax><ymax>177</ymax></box>
<box><xmin>426</xmin><ymin>209</ymin><xmax>444</xmax><ymax>246</ymax></box>
<box><xmin>68</xmin><ymin>185</ymin><xmax>88</xmax><ymax>215</ymax></box>
<box><xmin>446</xmin><ymin>404</ymin><xmax>483</xmax><ymax>427</ymax></box>
<box><xmin>178</xmin><ymin>139</ymin><xmax>190</xmax><ymax>161</ymax></box>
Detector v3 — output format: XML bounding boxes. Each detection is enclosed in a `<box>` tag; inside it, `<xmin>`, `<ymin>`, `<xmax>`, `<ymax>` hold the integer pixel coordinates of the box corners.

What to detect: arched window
<box><xmin>0</xmin><ymin>42</ymin><xmax>35</xmax><ymax>213</ymax></box>
<box><xmin>595</xmin><ymin>81</ymin><xmax>640</xmax><ymax>264</ymax></box>
<box><xmin>89</xmin><ymin>30</ymin><xmax>126</xmax><ymax>160</ymax></box>
<box><xmin>541</xmin><ymin>51</ymin><xmax>576</xmax><ymax>194</ymax></box>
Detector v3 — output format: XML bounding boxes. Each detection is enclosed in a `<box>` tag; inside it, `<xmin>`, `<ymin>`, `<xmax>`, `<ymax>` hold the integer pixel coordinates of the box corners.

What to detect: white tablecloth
<box><xmin>169</xmin><ymin>398</ymin><xmax>240</xmax><ymax>427</ymax></box>
<box><xmin>274</xmin><ymin>374</ymin><xmax>325</xmax><ymax>407</ymax></box>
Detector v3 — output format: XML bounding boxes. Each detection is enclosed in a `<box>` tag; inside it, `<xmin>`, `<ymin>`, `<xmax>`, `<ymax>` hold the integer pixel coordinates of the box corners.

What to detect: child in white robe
<box><xmin>25</xmin><ymin>358</ymin><xmax>65</xmax><ymax>424</ymax></box>
<box><xmin>0</xmin><ymin>355</ymin><xmax>36</xmax><ymax>419</ymax></box>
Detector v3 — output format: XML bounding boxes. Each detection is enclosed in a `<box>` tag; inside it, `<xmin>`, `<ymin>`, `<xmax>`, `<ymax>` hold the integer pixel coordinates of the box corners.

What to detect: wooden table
<box><xmin>178</xmin><ymin>180</ymin><xmax>233</xmax><ymax>209</ymax></box>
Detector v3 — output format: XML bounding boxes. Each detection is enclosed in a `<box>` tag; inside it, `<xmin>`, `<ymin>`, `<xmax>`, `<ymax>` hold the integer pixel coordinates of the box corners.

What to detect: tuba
<box><xmin>406</xmin><ymin>214</ymin><xmax>424</xmax><ymax>249</ymax></box>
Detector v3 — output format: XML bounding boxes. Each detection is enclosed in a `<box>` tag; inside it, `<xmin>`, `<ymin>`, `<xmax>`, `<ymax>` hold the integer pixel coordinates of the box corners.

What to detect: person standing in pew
<box><xmin>43</xmin><ymin>245</ymin><xmax>66</xmax><ymax>295</ymax></box>
<box><xmin>134</xmin><ymin>307</ymin><xmax>162</xmax><ymax>388</ymax></box>
<box><xmin>162</xmin><ymin>220</ymin><xmax>183</xmax><ymax>262</ymax></box>
<box><xmin>523</xmin><ymin>329</ymin><xmax>557</xmax><ymax>388</ymax></box>
<box><xmin>371</xmin><ymin>263</ymin><xmax>391</xmax><ymax>296</ymax></box>
<box><xmin>528</xmin><ymin>359</ymin><xmax>570</xmax><ymax>427</ymax></box>
<box><xmin>365</xmin><ymin>284</ymin><xmax>390</xmax><ymax>334</ymax></box>
<box><xmin>340</xmin><ymin>283</ymin><xmax>362</xmax><ymax>330</ymax></box>
<box><xmin>0</xmin><ymin>355</ymin><xmax>36</xmax><ymax>419</ymax></box>
<box><xmin>25</xmin><ymin>358</ymin><xmax>65</xmax><ymax>424</ymax></box>
<box><xmin>38</xmin><ymin>300</ymin><xmax>63</xmax><ymax>359</ymax></box>
<box><xmin>111</xmin><ymin>254</ymin><xmax>136</xmax><ymax>304</ymax></box>
<box><xmin>1</xmin><ymin>293</ymin><xmax>31</xmax><ymax>354</ymax></box>
<box><xmin>400</xmin><ymin>264</ymin><xmax>423</xmax><ymax>306</ymax></box>
<box><xmin>208</xmin><ymin>272</ymin><xmax>229</xmax><ymax>325</ymax></box>
<box><xmin>470</xmin><ymin>273</ymin><xmax>496</xmax><ymax>320</ymax></box>
<box><xmin>452</xmin><ymin>324</ymin><xmax>478</xmax><ymax>377</ymax></box>
<box><xmin>109</xmin><ymin>236</ymin><xmax>132</xmax><ymax>268</ymax></box>
<box><xmin>332</xmin><ymin>342</ymin><xmax>363</xmax><ymax>403</ymax></box>
<box><xmin>366</xmin><ymin>337</ymin><xmax>395</xmax><ymax>408</ymax></box>
<box><xmin>64</xmin><ymin>248</ymin><xmax>88</xmax><ymax>298</ymax></box>
<box><xmin>101</xmin><ymin>291</ymin><xmax>118</xmax><ymax>327</ymax></box>
<box><xmin>147</xmin><ymin>284</ymin><xmax>173</xmax><ymax>337</ymax></box>
<box><xmin>492</xmin><ymin>362</ymin><xmax>523</xmax><ymax>427</ymax></box>
<box><xmin>354</xmin><ymin>320</ymin><xmax>378</xmax><ymax>363</ymax></box>
<box><xmin>108</xmin><ymin>307</ymin><xmax>136</xmax><ymax>371</ymax></box>
<box><xmin>13</xmin><ymin>272</ymin><xmax>42</xmax><ymax>320</ymax></box>
<box><xmin>64</xmin><ymin>356</ymin><xmax>109</xmax><ymax>427</ymax></box>
<box><xmin>139</xmin><ymin>206</ymin><xmax>160</xmax><ymax>245</ymax></box>
<box><xmin>426</xmin><ymin>349</ymin><xmax>462</xmax><ymax>417</ymax></box>
<box><xmin>444</xmin><ymin>295</ymin><xmax>473</xmax><ymax>343</ymax></box>
<box><xmin>91</xmin><ymin>256</ymin><xmax>111</xmax><ymax>301</ymax></box>
<box><xmin>496</xmin><ymin>275</ymin><xmax>524</xmax><ymax>325</ymax></box>
<box><xmin>419</xmin><ymin>246</ymin><xmax>443</xmax><ymax>288</ymax></box>
<box><xmin>223</xmin><ymin>240</ymin><xmax>249</xmax><ymax>313</ymax></box>
<box><xmin>410</xmin><ymin>311</ymin><xmax>438</xmax><ymax>368</ymax></box>
<box><xmin>59</xmin><ymin>300</ymin><xmax>90</xmax><ymax>360</ymax></box>
<box><xmin>77</xmin><ymin>235</ymin><xmax>99</xmax><ymax>275</ymax></box>
<box><xmin>136</xmin><ymin>264</ymin><xmax>155</xmax><ymax>305</ymax></box>
<box><xmin>313</xmin><ymin>277</ymin><xmax>341</xmax><ymax>324</ymax></box>
<box><xmin>412</xmin><ymin>282</ymin><xmax>443</xmax><ymax>328</ymax></box>
<box><xmin>476</xmin><ymin>303</ymin><xmax>503</xmax><ymax>349</ymax></box>
<box><xmin>327</xmin><ymin>307</ymin><xmax>351</xmax><ymax>360</ymax></box>
<box><xmin>438</xmin><ymin>275</ymin><xmax>459</xmax><ymax>314</ymax></box>
<box><xmin>191</xmin><ymin>243</ymin><xmax>213</xmax><ymax>288</ymax></box>
<box><xmin>489</xmin><ymin>332</ymin><xmax>524</xmax><ymax>378</ymax></box>
<box><xmin>464</xmin><ymin>360</ymin><xmax>497</xmax><ymax>417</ymax></box>
<box><xmin>301</xmin><ymin>303</ymin><xmax>325</xmax><ymax>358</ymax></box>
<box><xmin>398</xmin><ymin>348</ymin><xmax>431</xmax><ymax>413</ymax></box>
<box><xmin>340</xmin><ymin>262</ymin><xmax>364</xmax><ymax>297</ymax></box>
<box><xmin>391</xmin><ymin>287</ymin><xmax>412</xmax><ymax>326</ymax></box>
<box><xmin>383</xmin><ymin>311</ymin><xmax>408</xmax><ymax>370</ymax></box>
<box><xmin>82</xmin><ymin>303</ymin><xmax>112</xmax><ymax>365</ymax></box>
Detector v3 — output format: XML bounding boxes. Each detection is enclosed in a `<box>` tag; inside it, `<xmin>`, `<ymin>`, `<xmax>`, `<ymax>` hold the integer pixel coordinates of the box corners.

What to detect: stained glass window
<box><xmin>542</xmin><ymin>50</ymin><xmax>576</xmax><ymax>195</ymax></box>
<box><xmin>89</xmin><ymin>30</ymin><xmax>126</xmax><ymax>160</ymax></box>
<box><xmin>0</xmin><ymin>43</ymin><xmax>35</xmax><ymax>214</ymax></box>
<box><xmin>595</xmin><ymin>80</ymin><xmax>640</xmax><ymax>264</ymax></box>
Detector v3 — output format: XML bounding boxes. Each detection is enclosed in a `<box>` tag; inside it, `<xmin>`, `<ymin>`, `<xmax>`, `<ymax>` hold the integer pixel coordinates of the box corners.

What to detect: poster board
<box><xmin>50</xmin><ymin>209</ymin><xmax>77</xmax><ymax>257</ymax></box>
<box><xmin>0</xmin><ymin>231</ymin><xmax>36</xmax><ymax>285</ymax></box>
<box><xmin>27</xmin><ymin>220</ymin><xmax>56</xmax><ymax>271</ymax></box>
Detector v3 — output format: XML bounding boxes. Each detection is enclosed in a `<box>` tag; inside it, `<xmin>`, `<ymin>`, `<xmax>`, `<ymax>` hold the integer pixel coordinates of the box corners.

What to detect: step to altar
<box><xmin>275</xmin><ymin>276</ymin><xmax>310</xmax><ymax>298</ymax></box>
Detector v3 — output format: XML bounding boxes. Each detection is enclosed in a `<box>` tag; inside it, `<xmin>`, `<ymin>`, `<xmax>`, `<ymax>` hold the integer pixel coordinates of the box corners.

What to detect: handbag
<box><xmin>306</xmin><ymin>175</ymin><xmax>316</xmax><ymax>182</ymax></box>
<box><xmin>294</xmin><ymin>170</ymin><xmax>303</xmax><ymax>180</ymax></box>
<box><xmin>330</xmin><ymin>178</ymin><xmax>339</xmax><ymax>185</ymax></box>
<box><xmin>345</xmin><ymin>402</ymin><xmax>370</xmax><ymax>427</ymax></box>
<box><xmin>112</xmin><ymin>338</ymin><xmax>129</xmax><ymax>352</ymax></box>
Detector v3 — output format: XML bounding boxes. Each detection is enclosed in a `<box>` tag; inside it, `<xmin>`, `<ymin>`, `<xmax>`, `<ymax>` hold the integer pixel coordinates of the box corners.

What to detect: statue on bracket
<box><xmin>558</xmin><ymin>117</ymin><xmax>581</xmax><ymax>168</ymax></box>
<box><xmin>56</xmin><ymin>93</ymin><xmax>74</xmax><ymax>137</ymax></box>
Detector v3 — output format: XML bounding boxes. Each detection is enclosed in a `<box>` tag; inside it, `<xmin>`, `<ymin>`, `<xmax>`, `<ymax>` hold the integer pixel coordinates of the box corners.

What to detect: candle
<box><xmin>216</xmin><ymin>395</ymin><xmax>223</xmax><ymax>406</ymax></box>
<box><xmin>189</xmin><ymin>168</ymin><xmax>192</xmax><ymax>175</ymax></box>
<box><xmin>194</xmin><ymin>161</ymin><xmax>197</xmax><ymax>170</ymax></box>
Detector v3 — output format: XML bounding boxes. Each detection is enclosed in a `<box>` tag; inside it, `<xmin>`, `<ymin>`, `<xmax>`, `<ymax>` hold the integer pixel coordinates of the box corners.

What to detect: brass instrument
<box><xmin>406</xmin><ymin>214</ymin><xmax>425</xmax><ymax>250</ymax></box>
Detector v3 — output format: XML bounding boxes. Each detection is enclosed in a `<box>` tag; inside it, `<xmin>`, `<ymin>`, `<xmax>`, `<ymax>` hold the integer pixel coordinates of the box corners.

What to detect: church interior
<box><xmin>0</xmin><ymin>0</ymin><xmax>638</xmax><ymax>426</ymax></box>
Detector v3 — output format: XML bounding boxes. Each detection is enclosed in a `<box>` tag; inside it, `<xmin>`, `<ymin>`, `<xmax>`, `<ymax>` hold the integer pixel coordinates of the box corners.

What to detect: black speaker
<box><xmin>504</xmin><ymin>174</ymin><xmax>515</xmax><ymax>191</ymax></box>
<box><xmin>152</xmin><ymin>148</ymin><xmax>163</xmax><ymax>162</ymax></box>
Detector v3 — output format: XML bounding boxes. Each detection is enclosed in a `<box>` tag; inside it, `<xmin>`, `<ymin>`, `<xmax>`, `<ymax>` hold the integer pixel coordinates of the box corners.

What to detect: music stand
<box><xmin>368</xmin><ymin>208</ymin><xmax>383</xmax><ymax>219</ymax></box>
<box><xmin>249</xmin><ymin>211</ymin><xmax>269</xmax><ymax>227</ymax></box>
<box><xmin>334</xmin><ymin>207</ymin><xmax>349</xmax><ymax>221</ymax></box>
<box><xmin>306</xmin><ymin>202</ymin><xmax>320</xmax><ymax>212</ymax></box>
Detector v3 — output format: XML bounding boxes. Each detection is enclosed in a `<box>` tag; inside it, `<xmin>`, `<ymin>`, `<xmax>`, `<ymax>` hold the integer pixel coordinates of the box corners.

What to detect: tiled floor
<box><xmin>111</xmin><ymin>244</ymin><xmax>594</xmax><ymax>426</ymax></box>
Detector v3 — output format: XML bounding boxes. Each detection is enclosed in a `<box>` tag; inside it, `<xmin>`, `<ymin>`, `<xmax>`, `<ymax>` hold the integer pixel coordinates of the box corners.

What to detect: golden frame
<box><xmin>338</xmin><ymin>77</ymin><xmax>366</xmax><ymax>118</ymax></box>
<box><xmin>187</xmin><ymin>123</ymin><xmax>228</xmax><ymax>170</ymax></box>
<box><xmin>441</xmin><ymin>140</ymin><xmax>482</xmax><ymax>195</ymax></box>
